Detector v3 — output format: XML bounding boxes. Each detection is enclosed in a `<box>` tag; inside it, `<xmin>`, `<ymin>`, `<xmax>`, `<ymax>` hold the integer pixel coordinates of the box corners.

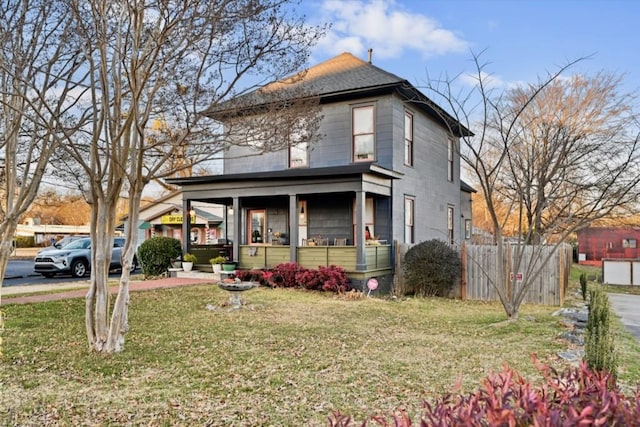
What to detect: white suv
<box><xmin>34</xmin><ymin>237</ymin><xmax>137</xmax><ymax>278</ymax></box>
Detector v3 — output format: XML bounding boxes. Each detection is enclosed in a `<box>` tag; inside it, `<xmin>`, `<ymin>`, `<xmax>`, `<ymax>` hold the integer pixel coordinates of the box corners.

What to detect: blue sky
<box><xmin>302</xmin><ymin>0</ymin><xmax>639</xmax><ymax>98</ymax></box>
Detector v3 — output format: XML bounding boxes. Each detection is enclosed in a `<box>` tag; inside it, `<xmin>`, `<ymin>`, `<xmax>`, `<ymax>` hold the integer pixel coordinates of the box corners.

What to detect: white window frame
<box><xmin>404</xmin><ymin>111</ymin><xmax>413</xmax><ymax>166</ymax></box>
<box><xmin>404</xmin><ymin>196</ymin><xmax>415</xmax><ymax>244</ymax></box>
<box><xmin>447</xmin><ymin>205</ymin><xmax>454</xmax><ymax>245</ymax></box>
<box><xmin>447</xmin><ymin>137</ymin><xmax>454</xmax><ymax>182</ymax></box>
<box><xmin>352</xmin><ymin>105</ymin><xmax>375</xmax><ymax>161</ymax></box>
<box><xmin>289</xmin><ymin>140</ymin><xmax>308</xmax><ymax>168</ymax></box>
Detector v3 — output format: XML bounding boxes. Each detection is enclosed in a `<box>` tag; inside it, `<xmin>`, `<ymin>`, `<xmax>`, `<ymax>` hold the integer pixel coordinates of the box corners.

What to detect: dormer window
<box><xmin>352</xmin><ymin>105</ymin><xmax>375</xmax><ymax>161</ymax></box>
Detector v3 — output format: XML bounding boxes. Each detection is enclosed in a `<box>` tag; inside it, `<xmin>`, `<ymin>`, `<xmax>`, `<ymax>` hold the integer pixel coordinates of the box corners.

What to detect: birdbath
<box><xmin>217</xmin><ymin>281</ymin><xmax>259</xmax><ymax>309</ymax></box>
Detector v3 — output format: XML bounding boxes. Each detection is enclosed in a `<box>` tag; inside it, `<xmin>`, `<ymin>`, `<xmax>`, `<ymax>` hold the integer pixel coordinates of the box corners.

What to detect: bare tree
<box><xmin>422</xmin><ymin>53</ymin><xmax>640</xmax><ymax>319</ymax></box>
<box><xmin>0</xmin><ymin>0</ymin><xmax>85</xmax><ymax>326</ymax></box>
<box><xmin>53</xmin><ymin>0</ymin><xmax>324</xmax><ymax>353</ymax></box>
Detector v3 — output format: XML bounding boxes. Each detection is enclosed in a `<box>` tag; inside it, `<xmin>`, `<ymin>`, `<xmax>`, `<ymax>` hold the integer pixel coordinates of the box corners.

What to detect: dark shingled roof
<box><xmin>205</xmin><ymin>52</ymin><xmax>472</xmax><ymax>137</ymax></box>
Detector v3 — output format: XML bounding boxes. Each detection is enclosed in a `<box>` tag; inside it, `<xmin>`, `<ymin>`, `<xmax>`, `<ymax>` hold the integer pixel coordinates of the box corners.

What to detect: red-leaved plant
<box><xmin>328</xmin><ymin>356</ymin><xmax>640</xmax><ymax>426</ymax></box>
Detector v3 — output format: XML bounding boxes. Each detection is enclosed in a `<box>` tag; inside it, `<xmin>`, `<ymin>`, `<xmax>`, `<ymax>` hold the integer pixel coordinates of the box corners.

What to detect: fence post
<box><xmin>461</xmin><ymin>242</ymin><xmax>467</xmax><ymax>300</ymax></box>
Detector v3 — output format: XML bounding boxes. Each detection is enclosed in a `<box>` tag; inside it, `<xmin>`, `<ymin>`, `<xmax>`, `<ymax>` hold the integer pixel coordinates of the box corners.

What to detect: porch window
<box><xmin>353</xmin><ymin>105</ymin><xmax>375</xmax><ymax>161</ymax></box>
<box><xmin>447</xmin><ymin>137</ymin><xmax>454</xmax><ymax>182</ymax></box>
<box><xmin>447</xmin><ymin>205</ymin><xmax>454</xmax><ymax>245</ymax></box>
<box><xmin>289</xmin><ymin>140</ymin><xmax>308</xmax><ymax>168</ymax></box>
<box><xmin>404</xmin><ymin>111</ymin><xmax>413</xmax><ymax>166</ymax></box>
<box><xmin>404</xmin><ymin>196</ymin><xmax>414</xmax><ymax>244</ymax></box>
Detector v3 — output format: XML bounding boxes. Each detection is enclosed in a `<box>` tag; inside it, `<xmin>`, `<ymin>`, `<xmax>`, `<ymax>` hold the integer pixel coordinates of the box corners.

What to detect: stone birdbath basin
<box><xmin>217</xmin><ymin>280</ymin><xmax>259</xmax><ymax>309</ymax></box>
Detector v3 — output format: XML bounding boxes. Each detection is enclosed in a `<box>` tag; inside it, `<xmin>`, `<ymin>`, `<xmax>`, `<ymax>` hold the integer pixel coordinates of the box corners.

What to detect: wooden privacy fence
<box><xmin>394</xmin><ymin>241</ymin><xmax>571</xmax><ymax>305</ymax></box>
<box><xmin>462</xmin><ymin>243</ymin><xmax>571</xmax><ymax>306</ymax></box>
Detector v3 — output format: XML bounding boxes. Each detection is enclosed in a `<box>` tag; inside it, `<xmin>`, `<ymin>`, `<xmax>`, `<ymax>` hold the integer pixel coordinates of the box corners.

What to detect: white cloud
<box><xmin>315</xmin><ymin>0</ymin><xmax>468</xmax><ymax>60</ymax></box>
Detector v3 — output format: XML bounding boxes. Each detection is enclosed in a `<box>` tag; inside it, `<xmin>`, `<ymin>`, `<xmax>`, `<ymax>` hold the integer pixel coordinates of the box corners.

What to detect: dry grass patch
<box><xmin>0</xmin><ymin>284</ymin><xmax>606</xmax><ymax>425</ymax></box>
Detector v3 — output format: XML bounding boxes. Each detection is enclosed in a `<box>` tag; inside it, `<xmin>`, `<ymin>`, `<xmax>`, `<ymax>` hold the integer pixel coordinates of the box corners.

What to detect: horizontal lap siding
<box><xmin>266</xmin><ymin>247</ymin><xmax>290</xmax><ymax>267</ymax></box>
<box><xmin>328</xmin><ymin>248</ymin><xmax>357</xmax><ymax>270</ymax></box>
<box><xmin>298</xmin><ymin>247</ymin><xmax>329</xmax><ymax>269</ymax></box>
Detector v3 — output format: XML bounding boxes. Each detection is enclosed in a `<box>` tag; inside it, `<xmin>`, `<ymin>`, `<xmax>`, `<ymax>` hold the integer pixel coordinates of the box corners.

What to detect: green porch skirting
<box><xmin>237</xmin><ymin>244</ymin><xmax>392</xmax><ymax>274</ymax></box>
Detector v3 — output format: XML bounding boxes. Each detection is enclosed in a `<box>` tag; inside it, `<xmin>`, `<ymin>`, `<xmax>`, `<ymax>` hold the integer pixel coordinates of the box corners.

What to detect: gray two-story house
<box><xmin>167</xmin><ymin>52</ymin><xmax>471</xmax><ymax>291</ymax></box>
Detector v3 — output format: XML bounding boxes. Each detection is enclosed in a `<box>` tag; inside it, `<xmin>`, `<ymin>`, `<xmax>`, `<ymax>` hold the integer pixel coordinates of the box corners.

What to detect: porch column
<box><xmin>232</xmin><ymin>197</ymin><xmax>240</xmax><ymax>261</ymax></box>
<box><xmin>289</xmin><ymin>194</ymin><xmax>298</xmax><ymax>262</ymax></box>
<box><xmin>182</xmin><ymin>198</ymin><xmax>192</xmax><ymax>254</ymax></box>
<box><xmin>355</xmin><ymin>190</ymin><xmax>366</xmax><ymax>270</ymax></box>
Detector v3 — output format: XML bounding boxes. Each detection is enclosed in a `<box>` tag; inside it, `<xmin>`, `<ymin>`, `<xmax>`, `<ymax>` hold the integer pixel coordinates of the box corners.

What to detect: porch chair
<box><xmin>316</xmin><ymin>238</ymin><xmax>328</xmax><ymax>246</ymax></box>
<box><xmin>334</xmin><ymin>238</ymin><xmax>347</xmax><ymax>246</ymax></box>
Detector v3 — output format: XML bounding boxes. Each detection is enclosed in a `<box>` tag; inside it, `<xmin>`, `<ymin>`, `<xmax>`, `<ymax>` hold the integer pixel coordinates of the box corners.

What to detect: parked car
<box><xmin>34</xmin><ymin>237</ymin><xmax>137</xmax><ymax>278</ymax></box>
<box><xmin>37</xmin><ymin>235</ymin><xmax>89</xmax><ymax>256</ymax></box>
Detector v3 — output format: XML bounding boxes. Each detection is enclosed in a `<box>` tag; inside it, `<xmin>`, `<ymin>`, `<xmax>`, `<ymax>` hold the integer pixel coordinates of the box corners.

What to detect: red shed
<box><xmin>577</xmin><ymin>226</ymin><xmax>640</xmax><ymax>266</ymax></box>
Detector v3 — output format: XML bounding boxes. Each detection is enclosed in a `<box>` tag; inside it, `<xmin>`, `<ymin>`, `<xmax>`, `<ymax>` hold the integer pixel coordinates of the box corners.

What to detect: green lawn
<box><xmin>1</xmin><ymin>275</ymin><xmax>639</xmax><ymax>425</ymax></box>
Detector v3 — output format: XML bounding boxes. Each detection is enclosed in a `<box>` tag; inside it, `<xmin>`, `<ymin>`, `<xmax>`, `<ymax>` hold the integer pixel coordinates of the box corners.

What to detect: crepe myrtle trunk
<box><xmin>106</xmin><ymin>189</ymin><xmax>143</xmax><ymax>353</ymax></box>
<box><xmin>86</xmin><ymin>199</ymin><xmax>118</xmax><ymax>352</ymax></box>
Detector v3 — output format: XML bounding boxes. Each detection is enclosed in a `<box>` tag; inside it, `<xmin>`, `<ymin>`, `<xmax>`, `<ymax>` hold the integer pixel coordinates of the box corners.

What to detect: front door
<box><xmin>248</xmin><ymin>210</ymin><xmax>265</xmax><ymax>244</ymax></box>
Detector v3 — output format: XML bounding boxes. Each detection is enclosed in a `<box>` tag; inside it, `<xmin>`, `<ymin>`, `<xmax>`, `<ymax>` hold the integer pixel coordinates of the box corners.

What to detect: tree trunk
<box><xmin>86</xmin><ymin>197</ymin><xmax>119</xmax><ymax>352</ymax></box>
<box><xmin>106</xmin><ymin>187</ymin><xmax>143</xmax><ymax>353</ymax></box>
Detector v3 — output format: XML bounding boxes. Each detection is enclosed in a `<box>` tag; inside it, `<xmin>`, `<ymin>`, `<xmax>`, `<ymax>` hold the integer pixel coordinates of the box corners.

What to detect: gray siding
<box><xmin>222</xmin><ymin>91</ymin><xmax>462</xmax><ymax>246</ymax></box>
<box><xmin>388</xmin><ymin>95</ymin><xmax>462</xmax><ymax>245</ymax></box>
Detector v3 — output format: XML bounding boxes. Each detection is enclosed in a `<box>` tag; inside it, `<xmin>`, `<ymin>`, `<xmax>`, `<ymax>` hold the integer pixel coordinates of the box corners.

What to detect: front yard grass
<box><xmin>1</xmin><ymin>279</ymin><xmax>639</xmax><ymax>425</ymax></box>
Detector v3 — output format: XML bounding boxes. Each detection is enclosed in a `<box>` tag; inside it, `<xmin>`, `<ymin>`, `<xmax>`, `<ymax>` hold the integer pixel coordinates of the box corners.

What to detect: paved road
<box><xmin>608</xmin><ymin>293</ymin><xmax>640</xmax><ymax>343</ymax></box>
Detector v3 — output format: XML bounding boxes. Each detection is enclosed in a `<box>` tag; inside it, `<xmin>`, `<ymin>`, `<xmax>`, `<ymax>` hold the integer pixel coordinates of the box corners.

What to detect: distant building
<box><xmin>576</xmin><ymin>226</ymin><xmax>640</xmax><ymax>266</ymax></box>
<box><xmin>127</xmin><ymin>191</ymin><xmax>227</xmax><ymax>245</ymax></box>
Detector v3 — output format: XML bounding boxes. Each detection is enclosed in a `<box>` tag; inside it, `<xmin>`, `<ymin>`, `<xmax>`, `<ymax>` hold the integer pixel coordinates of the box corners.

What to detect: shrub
<box><xmin>296</xmin><ymin>265</ymin><xmax>350</xmax><ymax>292</ymax></box>
<box><xmin>328</xmin><ymin>359</ymin><xmax>640</xmax><ymax>426</ymax></box>
<box><xmin>270</xmin><ymin>262</ymin><xmax>306</xmax><ymax>288</ymax></box>
<box><xmin>15</xmin><ymin>236</ymin><xmax>35</xmax><ymax>248</ymax></box>
<box><xmin>403</xmin><ymin>239</ymin><xmax>461</xmax><ymax>297</ymax></box>
<box><xmin>585</xmin><ymin>287</ymin><xmax>617</xmax><ymax>379</ymax></box>
<box><xmin>580</xmin><ymin>272</ymin><xmax>588</xmax><ymax>301</ymax></box>
<box><xmin>136</xmin><ymin>236</ymin><xmax>182</xmax><ymax>277</ymax></box>
<box><xmin>265</xmin><ymin>263</ymin><xmax>351</xmax><ymax>293</ymax></box>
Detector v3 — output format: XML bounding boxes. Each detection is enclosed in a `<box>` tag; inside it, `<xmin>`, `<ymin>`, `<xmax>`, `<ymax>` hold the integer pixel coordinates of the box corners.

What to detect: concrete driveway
<box><xmin>608</xmin><ymin>293</ymin><xmax>640</xmax><ymax>342</ymax></box>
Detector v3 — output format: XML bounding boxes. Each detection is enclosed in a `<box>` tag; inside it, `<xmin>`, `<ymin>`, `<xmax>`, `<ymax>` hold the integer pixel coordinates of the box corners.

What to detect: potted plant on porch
<box><xmin>222</xmin><ymin>260</ymin><xmax>238</xmax><ymax>272</ymax></box>
<box><xmin>209</xmin><ymin>256</ymin><xmax>226</xmax><ymax>273</ymax></box>
<box><xmin>182</xmin><ymin>253</ymin><xmax>197</xmax><ymax>272</ymax></box>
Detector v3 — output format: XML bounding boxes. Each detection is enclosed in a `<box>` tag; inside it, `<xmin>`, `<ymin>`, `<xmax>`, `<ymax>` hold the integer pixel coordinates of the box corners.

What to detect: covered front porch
<box><xmin>167</xmin><ymin>163</ymin><xmax>402</xmax><ymax>290</ymax></box>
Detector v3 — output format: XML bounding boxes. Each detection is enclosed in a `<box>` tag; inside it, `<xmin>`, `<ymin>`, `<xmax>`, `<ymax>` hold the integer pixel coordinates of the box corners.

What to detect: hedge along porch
<box><xmin>166</xmin><ymin>163</ymin><xmax>400</xmax><ymax>292</ymax></box>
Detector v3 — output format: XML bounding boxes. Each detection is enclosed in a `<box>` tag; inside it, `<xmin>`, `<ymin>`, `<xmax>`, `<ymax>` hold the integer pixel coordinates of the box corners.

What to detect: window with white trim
<box><xmin>447</xmin><ymin>137</ymin><xmax>454</xmax><ymax>182</ymax></box>
<box><xmin>353</xmin><ymin>105</ymin><xmax>375</xmax><ymax>161</ymax></box>
<box><xmin>289</xmin><ymin>140</ymin><xmax>308</xmax><ymax>168</ymax></box>
<box><xmin>447</xmin><ymin>205</ymin><xmax>454</xmax><ymax>245</ymax></box>
<box><xmin>405</xmin><ymin>196</ymin><xmax>415</xmax><ymax>244</ymax></box>
<box><xmin>404</xmin><ymin>111</ymin><xmax>413</xmax><ymax>166</ymax></box>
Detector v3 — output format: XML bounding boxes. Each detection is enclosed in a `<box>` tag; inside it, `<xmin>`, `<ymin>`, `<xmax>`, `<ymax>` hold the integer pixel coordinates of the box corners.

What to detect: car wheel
<box><xmin>71</xmin><ymin>260</ymin><xmax>88</xmax><ymax>278</ymax></box>
<box><xmin>129</xmin><ymin>258</ymin><xmax>138</xmax><ymax>273</ymax></box>
<box><xmin>42</xmin><ymin>273</ymin><xmax>55</xmax><ymax>278</ymax></box>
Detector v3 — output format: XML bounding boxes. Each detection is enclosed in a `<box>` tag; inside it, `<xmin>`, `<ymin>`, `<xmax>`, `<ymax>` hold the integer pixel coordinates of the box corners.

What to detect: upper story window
<box><xmin>447</xmin><ymin>137</ymin><xmax>454</xmax><ymax>182</ymax></box>
<box><xmin>404</xmin><ymin>111</ymin><xmax>413</xmax><ymax>166</ymax></box>
<box><xmin>353</xmin><ymin>105</ymin><xmax>375</xmax><ymax>161</ymax></box>
<box><xmin>289</xmin><ymin>140</ymin><xmax>308</xmax><ymax>168</ymax></box>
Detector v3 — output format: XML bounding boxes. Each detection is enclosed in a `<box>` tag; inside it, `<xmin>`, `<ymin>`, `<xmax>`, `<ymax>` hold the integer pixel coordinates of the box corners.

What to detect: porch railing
<box><xmin>237</xmin><ymin>244</ymin><xmax>392</xmax><ymax>272</ymax></box>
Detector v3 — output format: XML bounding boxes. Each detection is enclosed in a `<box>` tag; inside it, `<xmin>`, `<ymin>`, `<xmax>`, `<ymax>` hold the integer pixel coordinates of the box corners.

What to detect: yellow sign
<box><xmin>161</xmin><ymin>214</ymin><xmax>195</xmax><ymax>225</ymax></box>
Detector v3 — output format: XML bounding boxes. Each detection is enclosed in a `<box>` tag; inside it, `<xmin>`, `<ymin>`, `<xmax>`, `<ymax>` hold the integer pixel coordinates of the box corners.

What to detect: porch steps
<box><xmin>169</xmin><ymin>268</ymin><xmax>236</xmax><ymax>282</ymax></box>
